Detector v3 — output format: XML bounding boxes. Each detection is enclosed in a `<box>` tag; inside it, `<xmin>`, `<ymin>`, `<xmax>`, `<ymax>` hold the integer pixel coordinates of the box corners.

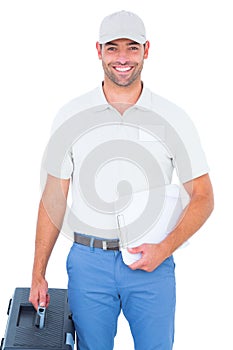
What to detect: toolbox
<box><xmin>0</xmin><ymin>288</ymin><xmax>75</xmax><ymax>350</ymax></box>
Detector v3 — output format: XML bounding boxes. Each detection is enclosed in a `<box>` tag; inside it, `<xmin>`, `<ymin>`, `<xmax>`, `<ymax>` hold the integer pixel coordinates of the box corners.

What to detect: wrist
<box><xmin>32</xmin><ymin>268</ymin><xmax>46</xmax><ymax>281</ymax></box>
<box><xmin>159</xmin><ymin>239</ymin><xmax>173</xmax><ymax>259</ymax></box>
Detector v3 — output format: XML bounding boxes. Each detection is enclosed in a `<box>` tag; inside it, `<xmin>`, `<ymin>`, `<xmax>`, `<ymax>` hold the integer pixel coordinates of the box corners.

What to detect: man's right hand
<box><xmin>29</xmin><ymin>277</ymin><xmax>50</xmax><ymax>310</ymax></box>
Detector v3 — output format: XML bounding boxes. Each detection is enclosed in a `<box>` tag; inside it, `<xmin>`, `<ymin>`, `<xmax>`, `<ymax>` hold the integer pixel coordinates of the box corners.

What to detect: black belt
<box><xmin>74</xmin><ymin>232</ymin><xmax>120</xmax><ymax>251</ymax></box>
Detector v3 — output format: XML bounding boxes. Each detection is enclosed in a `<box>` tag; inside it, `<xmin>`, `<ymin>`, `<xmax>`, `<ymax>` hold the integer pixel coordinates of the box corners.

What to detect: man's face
<box><xmin>96</xmin><ymin>38</ymin><xmax>150</xmax><ymax>87</ymax></box>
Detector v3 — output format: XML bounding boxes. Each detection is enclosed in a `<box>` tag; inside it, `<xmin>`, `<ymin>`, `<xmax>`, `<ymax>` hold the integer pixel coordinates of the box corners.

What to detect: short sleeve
<box><xmin>149</xmin><ymin>92</ymin><xmax>210</xmax><ymax>184</ymax></box>
<box><xmin>43</xmin><ymin>108</ymin><xmax>74</xmax><ymax>180</ymax></box>
<box><xmin>171</xmin><ymin>113</ymin><xmax>209</xmax><ymax>183</ymax></box>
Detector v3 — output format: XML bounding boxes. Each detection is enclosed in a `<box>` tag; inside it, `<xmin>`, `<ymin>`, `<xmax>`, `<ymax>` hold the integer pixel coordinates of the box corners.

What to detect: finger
<box><xmin>45</xmin><ymin>292</ymin><xmax>50</xmax><ymax>308</ymax></box>
<box><xmin>38</xmin><ymin>289</ymin><xmax>48</xmax><ymax>308</ymax></box>
<box><xmin>128</xmin><ymin>245</ymin><xmax>144</xmax><ymax>254</ymax></box>
<box><xmin>128</xmin><ymin>257</ymin><xmax>146</xmax><ymax>270</ymax></box>
<box><xmin>29</xmin><ymin>290</ymin><xmax>40</xmax><ymax>311</ymax></box>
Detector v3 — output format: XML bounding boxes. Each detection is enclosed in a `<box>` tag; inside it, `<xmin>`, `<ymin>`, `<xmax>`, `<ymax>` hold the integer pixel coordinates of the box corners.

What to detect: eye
<box><xmin>129</xmin><ymin>46</ymin><xmax>139</xmax><ymax>51</ymax></box>
<box><xmin>107</xmin><ymin>47</ymin><xmax>117</xmax><ymax>52</ymax></box>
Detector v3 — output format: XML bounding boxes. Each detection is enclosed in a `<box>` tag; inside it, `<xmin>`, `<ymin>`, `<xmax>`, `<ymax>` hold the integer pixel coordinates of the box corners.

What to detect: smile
<box><xmin>113</xmin><ymin>66</ymin><xmax>133</xmax><ymax>72</ymax></box>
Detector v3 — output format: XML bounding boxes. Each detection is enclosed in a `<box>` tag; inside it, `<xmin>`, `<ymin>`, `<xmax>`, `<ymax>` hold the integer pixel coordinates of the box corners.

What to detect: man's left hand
<box><xmin>128</xmin><ymin>243</ymin><xmax>169</xmax><ymax>272</ymax></box>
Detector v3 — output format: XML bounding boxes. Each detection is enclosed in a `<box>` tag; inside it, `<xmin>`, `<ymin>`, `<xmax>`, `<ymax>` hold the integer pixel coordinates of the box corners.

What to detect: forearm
<box><xmin>32</xmin><ymin>176</ymin><xmax>70</xmax><ymax>280</ymax></box>
<box><xmin>32</xmin><ymin>200</ymin><xmax>61</xmax><ymax>279</ymax></box>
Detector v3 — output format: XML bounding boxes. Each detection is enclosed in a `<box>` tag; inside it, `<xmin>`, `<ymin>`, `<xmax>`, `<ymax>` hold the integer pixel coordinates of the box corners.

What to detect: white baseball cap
<box><xmin>98</xmin><ymin>10</ymin><xmax>146</xmax><ymax>44</ymax></box>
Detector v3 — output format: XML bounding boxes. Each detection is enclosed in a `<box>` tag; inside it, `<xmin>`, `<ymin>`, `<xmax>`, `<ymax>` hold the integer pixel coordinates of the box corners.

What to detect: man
<box><xmin>29</xmin><ymin>10</ymin><xmax>214</xmax><ymax>350</ymax></box>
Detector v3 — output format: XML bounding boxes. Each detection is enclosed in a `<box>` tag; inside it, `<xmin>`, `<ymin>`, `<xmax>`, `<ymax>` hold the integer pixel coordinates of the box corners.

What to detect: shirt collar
<box><xmin>96</xmin><ymin>82</ymin><xmax>152</xmax><ymax>112</ymax></box>
<box><xmin>135</xmin><ymin>84</ymin><xmax>152</xmax><ymax>110</ymax></box>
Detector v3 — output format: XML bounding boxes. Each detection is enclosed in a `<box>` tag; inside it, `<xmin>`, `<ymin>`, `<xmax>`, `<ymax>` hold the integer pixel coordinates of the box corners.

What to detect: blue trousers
<box><xmin>66</xmin><ymin>242</ymin><xmax>176</xmax><ymax>350</ymax></box>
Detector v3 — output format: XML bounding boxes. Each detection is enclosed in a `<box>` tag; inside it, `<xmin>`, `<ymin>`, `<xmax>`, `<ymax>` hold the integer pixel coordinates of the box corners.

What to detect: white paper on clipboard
<box><xmin>117</xmin><ymin>184</ymin><xmax>185</xmax><ymax>265</ymax></box>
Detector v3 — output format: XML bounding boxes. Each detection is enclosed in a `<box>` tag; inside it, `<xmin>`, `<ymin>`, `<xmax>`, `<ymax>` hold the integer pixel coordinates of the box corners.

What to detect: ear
<box><xmin>143</xmin><ymin>40</ymin><xmax>150</xmax><ymax>59</ymax></box>
<box><xmin>96</xmin><ymin>42</ymin><xmax>102</xmax><ymax>59</ymax></box>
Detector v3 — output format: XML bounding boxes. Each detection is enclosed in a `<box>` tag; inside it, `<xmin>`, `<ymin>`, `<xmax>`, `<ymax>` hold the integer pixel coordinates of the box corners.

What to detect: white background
<box><xmin>0</xmin><ymin>1</ymin><xmax>232</xmax><ymax>349</ymax></box>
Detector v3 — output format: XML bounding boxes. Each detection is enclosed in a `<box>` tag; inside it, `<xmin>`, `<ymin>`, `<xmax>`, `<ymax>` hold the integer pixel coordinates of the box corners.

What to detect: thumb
<box><xmin>128</xmin><ymin>245</ymin><xmax>143</xmax><ymax>254</ymax></box>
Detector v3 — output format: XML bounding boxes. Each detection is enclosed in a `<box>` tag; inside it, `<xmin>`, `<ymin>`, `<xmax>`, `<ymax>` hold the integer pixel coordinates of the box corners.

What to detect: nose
<box><xmin>115</xmin><ymin>49</ymin><xmax>129</xmax><ymax>65</ymax></box>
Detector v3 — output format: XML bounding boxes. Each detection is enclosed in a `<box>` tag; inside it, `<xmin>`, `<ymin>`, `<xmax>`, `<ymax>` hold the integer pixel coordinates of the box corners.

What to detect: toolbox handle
<box><xmin>66</xmin><ymin>333</ymin><xmax>75</xmax><ymax>350</ymax></box>
<box><xmin>35</xmin><ymin>306</ymin><xmax>46</xmax><ymax>329</ymax></box>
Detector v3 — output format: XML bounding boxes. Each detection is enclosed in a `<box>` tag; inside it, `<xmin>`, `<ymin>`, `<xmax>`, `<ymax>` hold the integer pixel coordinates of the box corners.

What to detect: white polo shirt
<box><xmin>44</xmin><ymin>85</ymin><xmax>209</xmax><ymax>241</ymax></box>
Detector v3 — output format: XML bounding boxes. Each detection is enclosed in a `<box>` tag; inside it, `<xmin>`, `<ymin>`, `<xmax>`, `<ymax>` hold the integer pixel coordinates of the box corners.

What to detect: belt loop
<box><xmin>90</xmin><ymin>237</ymin><xmax>94</xmax><ymax>252</ymax></box>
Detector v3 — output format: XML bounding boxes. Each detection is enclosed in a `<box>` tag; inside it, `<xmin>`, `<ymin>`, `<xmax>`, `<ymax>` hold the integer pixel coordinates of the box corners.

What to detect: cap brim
<box><xmin>99</xmin><ymin>33</ymin><xmax>146</xmax><ymax>44</ymax></box>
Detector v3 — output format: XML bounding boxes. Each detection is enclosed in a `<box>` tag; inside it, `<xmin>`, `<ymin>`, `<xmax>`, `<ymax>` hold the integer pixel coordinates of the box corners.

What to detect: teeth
<box><xmin>114</xmin><ymin>67</ymin><xmax>131</xmax><ymax>72</ymax></box>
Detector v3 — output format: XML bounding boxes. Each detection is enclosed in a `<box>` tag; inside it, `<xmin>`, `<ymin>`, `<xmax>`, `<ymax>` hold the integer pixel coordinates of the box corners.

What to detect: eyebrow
<box><xmin>105</xmin><ymin>41</ymin><xmax>140</xmax><ymax>46</ymax></box>
<box><xmin>105</xmin><ymin>42</ymin><xmax>118</xmax><ymax>46</ymax></box>
<box><xmin>127</xmin><ymin>41</ymin><xmax>140</xmax><ymax>46</ymax></box>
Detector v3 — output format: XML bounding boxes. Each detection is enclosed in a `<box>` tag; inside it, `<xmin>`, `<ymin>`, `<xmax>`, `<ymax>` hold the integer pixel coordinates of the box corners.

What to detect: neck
<box><xmin>102</xmin><ymin>78</ymin><xmax>143</xmax><ymax>114</ymax></box>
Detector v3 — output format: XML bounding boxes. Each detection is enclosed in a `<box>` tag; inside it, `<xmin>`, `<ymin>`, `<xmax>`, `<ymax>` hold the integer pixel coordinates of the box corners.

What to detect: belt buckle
<box><xmin>102</xmin><ymin>241</ymin><xmax>107</xmax><ymax>250</ymax></box>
